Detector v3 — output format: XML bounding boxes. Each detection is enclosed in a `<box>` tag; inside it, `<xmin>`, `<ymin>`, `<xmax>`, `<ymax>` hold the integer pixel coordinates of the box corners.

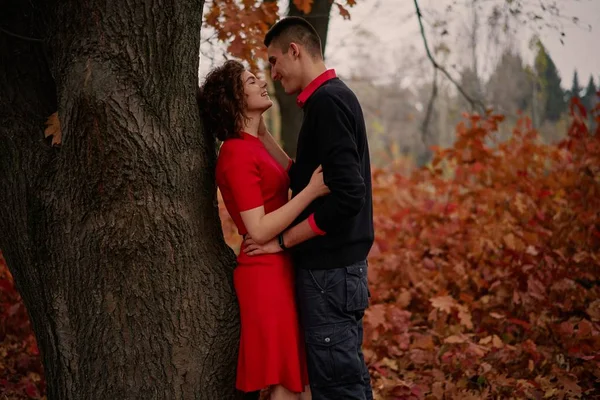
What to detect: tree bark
<box><xmin>0</xmin><ymin>1</ymin><xmax>240</xmax><ymax>399</ymax></box>
<box><xmin>274</xmin><ymin>0</ymin><xmax>333</xmax><ymax>158</ymax></box>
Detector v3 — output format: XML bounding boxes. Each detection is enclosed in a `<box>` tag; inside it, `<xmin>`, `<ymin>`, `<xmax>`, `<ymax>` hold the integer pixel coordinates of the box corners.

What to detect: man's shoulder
<box><xmin>311</xmin><ymin>79</ymin><xmax>359</xmax><ymax>108</ymax></box>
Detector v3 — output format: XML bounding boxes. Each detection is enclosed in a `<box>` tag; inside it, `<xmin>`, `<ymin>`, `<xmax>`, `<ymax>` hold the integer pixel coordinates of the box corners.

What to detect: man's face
<box><xmin>267</xmin><ymin>43</ymin><xmax>302</xmax><ymax>95</ymax></box>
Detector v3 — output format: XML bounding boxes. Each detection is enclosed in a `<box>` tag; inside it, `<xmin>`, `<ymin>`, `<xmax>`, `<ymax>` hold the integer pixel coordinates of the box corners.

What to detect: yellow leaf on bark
<box><xmin>44</xmin><ymin>112</ymin><xmax>62</xmax><ymax>146</ymax></box>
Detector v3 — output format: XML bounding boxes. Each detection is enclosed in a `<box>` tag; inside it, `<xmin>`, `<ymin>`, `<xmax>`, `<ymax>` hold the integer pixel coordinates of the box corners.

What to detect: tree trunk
<box><xmin>0</xmin><ymin>1</ymin><xmax>240</xmax><ymax>399</ymax></box>
<box><xmin>274</xmin><ymin>0</ymin><xmax>333</xmax><ymax>158</ymax></box>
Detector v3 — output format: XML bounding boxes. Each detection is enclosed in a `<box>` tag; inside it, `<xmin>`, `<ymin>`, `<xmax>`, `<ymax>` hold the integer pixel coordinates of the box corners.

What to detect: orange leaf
<box><xmin>444</xmin><ymin>334</ymin><xmax>469</xmax><ymax>344</ymax></box>
<box><xmin>336</xmin><ymin>2</ymin><xmax>351</xmax><ymax>20</ymax></box>
<box><xmin>457</xmin><ymin>304</ymin><xmax>473</xmax><ymax>330</ymax></box>
<box><xmin>430</xmin><ymin>295</ymin><xmax>455</xmax><ymax>314</ymax></box>
<box><xmin>44</xmin><ymin>112</ymin><xmax>62</xmax><ymax>146</ymax></box>
<box><xmin>293</xmin><ymin>0</ymin><xmax>313</xmax><ymax>14</ymax></box>
<box><xmin>412</xmin><ymin>334</ymin><xmax>435</xmax><ymax>350</ymax></box>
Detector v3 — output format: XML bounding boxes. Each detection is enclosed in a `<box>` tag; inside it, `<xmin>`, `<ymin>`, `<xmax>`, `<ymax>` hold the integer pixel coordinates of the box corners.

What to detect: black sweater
<box><xmin>288</xmin><ymin>78</ymin><xmax>374</xmax><ymax>270</ymax></box>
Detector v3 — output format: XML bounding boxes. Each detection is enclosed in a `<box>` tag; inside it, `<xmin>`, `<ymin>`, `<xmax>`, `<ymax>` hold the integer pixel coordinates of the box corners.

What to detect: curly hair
<box><xmin>197</xmin><ymin>60</ymin><xmax>248</xmax><ymax>141</ymax></box>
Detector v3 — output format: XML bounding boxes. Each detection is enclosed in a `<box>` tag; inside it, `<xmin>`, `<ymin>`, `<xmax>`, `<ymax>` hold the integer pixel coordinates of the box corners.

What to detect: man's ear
<box><xmin>289</xmin><ymin>43</ymin><xmax>300</xmax><ymax>59</ymax></box>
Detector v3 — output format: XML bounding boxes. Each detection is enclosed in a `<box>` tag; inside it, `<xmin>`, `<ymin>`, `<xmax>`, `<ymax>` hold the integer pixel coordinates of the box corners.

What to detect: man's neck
<box><xmin>301</xmin><ymin>61</ymin><xmax>328</xmax><ymax>90</ymax></box>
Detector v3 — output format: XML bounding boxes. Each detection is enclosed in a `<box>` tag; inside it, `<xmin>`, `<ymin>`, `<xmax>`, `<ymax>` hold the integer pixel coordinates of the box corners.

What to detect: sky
<box><xmin>323</xmin><ymin>0</ymin><xmax>600</xmax><ymax>87</ymax></box>
<box><xmin>199</xmin><ymin>0</ymin><xmax>600</xmax><ymax>88</ymax></box>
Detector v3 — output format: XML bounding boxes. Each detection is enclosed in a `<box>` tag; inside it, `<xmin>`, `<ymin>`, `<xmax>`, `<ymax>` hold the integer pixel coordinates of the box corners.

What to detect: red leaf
<box><xmin>25</xmin><ymin>383</ymin><xmax>39</xmax><ymax>398</ymax></box>
<box><xmin>335</xmin><ymin>2</ymin><xmax>351</xmax><ymax>20</ymax></box>
<box><xmin>508</xmin><ymin>318</ymin><xmax>531</xmax><ymax>330</ymax></box>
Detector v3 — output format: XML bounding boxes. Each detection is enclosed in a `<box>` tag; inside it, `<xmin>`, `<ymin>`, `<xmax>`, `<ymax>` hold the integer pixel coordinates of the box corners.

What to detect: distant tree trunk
<box><xmin>0</xmin><ymin>1</ymin><xmax>240</xmax><ymax>399</ymax></box>
<box><xmin>274</xmin><ymin>0</ymin><xmax>333</xmax><ymax>158</ymax></box>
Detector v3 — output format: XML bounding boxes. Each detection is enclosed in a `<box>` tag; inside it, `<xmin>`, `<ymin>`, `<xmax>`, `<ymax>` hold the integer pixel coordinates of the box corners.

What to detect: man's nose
<box><xmin>270</xmin><ymin>67</ymin><xmax>278</xmax><ymax>81</ymax></box>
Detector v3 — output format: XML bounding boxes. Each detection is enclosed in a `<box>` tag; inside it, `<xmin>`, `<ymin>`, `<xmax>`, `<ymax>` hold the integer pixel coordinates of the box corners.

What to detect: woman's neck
<box><xmin>242</xmin><ymin>113</ymin><xmax>261</xmax><ymax>136</ymax></box>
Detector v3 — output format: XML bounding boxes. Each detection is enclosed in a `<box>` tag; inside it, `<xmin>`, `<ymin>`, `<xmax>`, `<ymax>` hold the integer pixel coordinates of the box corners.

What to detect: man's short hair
<box><xmin>264</xmin><ymin>17</ymin><xmax>323</xmax><ymax>59</ymax></box>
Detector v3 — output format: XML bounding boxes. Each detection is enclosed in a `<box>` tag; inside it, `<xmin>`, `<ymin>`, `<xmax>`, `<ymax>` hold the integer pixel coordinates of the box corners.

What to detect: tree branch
<box><xmin>0</xmin><ymin>26</ymin><xmax>43</xmax><ymax>43</ymax></box>
<box><xmin>413</xmin><ymin>0</ymin><xmax>485</xmax><ymax>114</ymax></box>
<box><xmin>422</xmin><ymin>67</ymin><xmax>438</xmax><ymax>144</ymax></box>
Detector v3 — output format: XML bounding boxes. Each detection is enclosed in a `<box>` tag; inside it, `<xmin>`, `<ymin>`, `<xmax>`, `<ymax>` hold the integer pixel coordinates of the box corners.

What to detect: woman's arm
<box><xmin>240</xmin><ymin>166</ymin><xmax>327</xmax><ymax>245</ymax></box>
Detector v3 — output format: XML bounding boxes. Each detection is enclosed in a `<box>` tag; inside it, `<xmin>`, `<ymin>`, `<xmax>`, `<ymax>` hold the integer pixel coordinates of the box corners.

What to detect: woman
<box><xmin>198</xmin><ymin>60</ymin><xmax>327</xmax><ymax>399</ymax></box>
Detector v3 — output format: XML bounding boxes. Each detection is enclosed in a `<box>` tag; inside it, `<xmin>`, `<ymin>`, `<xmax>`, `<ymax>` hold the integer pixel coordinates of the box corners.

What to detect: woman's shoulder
<box><xmin>217</xmin><ymin>138</ymin><xmax>256</xmax><ymax>165</ymax></box>
<box><xmin>219</xmin><ymin>137</ymin><xmax>244</xmax><ymax>154</ymax></box>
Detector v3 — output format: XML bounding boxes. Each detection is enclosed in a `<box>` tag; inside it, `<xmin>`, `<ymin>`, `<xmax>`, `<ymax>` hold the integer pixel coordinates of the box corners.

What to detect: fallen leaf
<box><xmin>492</xmin><ymin>335</ymin><xmax>504</xmax><ymax>348</ymax></box>
<box><xmin>457</xmin><ymin>304</ymin><xmax>474</xmax><ymax>330</ymax></box>
<box><xmin>430</xmin><ymin>295</ymin><xmax>455</xmax><ymax>314</ymax></box>
<box><xmin>412</xmin><ymin>334</ymin><xmax>435</xmax><ymax>350</ymax></box>
<box><xmin>445</xmin><ymin>334</ymin><xmax>469</xmax><ymax>344</ymax></box>
<box><xmin>586</xmin><ymin>299</ymin><xmax>600</xmax><ymax>321</ymax></box>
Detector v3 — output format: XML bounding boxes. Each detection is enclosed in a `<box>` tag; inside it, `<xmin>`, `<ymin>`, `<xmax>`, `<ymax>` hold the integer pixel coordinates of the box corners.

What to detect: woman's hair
<box><xmin>197</xmin><ymin>60</ymin><xmax>248</xmax><ymax>141</ymax></box>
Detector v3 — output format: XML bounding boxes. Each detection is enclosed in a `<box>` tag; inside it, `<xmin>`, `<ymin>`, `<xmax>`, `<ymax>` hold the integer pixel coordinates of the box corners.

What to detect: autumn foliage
<box><xmin>362</xmin><ymin>97</ymin><xmax>600</xmax><ymax>399</ymax></box>
<box><xmin>0</xmin><ymin>253</ymin><xmax>45</xmax><ymax>399</ymax></box>
<box><xmin>1</xmin><ymin>98</ymin><xmax>599</xmax><ymax>398</ymax></box>
<box><xmin>203</xmin><ymin>0</ymin><xmax>356</xmax><ymax>69</ymax></box>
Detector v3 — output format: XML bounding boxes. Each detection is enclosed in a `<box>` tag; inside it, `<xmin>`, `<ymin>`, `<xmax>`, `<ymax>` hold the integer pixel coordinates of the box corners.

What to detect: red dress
<box><xmin>216</xmin><ymin>132</ymin><xmax>309</xmax><ymax>393</ymax></box>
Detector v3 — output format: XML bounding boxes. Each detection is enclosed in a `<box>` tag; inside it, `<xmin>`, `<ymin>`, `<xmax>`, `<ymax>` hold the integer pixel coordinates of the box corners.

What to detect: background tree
<box><xmin>533</xmin><ymin>39</ymin><xmax>565</xmax><ymax>123</ymax></box>
<box><xmin>583</xmin><ymin>75</ymin><xmax>598</xmax><ymax>130</ymax></box>
<box><xmin>0</xmin><ymin>0</ymin><xmax>241</xmax><ymax>398</ymax></box>
<box><xmin>570</xmin><ymin>69</ymin><xmax>582</xmax><ymax>99</ymax></box>
<box><xmin>456</xmin><ymin>67</ymin><xmax>483</xmax><ymax>113</ymax></box>
<box><xmin>272</xmin><ymin>0</ymin><xmax>334</xmax><ymax>158</ymax></box>
<box><xmin>583</xmin><ymin>75</ymin><xmax>597</xmax><ymax>108</ymax></box>
<box><xmin>486</xmin><ymin>49</ymin><xmax>532</xmax><ymax>115</ymax></box>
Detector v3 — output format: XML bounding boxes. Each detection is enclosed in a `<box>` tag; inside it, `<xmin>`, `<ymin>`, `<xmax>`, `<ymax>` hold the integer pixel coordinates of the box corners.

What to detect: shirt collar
<box><xmin>296</xmin><ymin>69</ymin><xmax>337</xmax><ymax>108</ymax></box>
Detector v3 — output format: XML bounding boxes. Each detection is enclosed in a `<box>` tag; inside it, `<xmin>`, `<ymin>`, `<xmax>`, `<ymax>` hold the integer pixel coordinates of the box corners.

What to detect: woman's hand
<box><xmin>243</xmin><ymin>235</ymin><xmax>282</xmax><ymax>256</ymax></box>
<box><xmin>307</xmin><ymin>165</ymin><xmax>330</xmax><ymax>198</ymax></box>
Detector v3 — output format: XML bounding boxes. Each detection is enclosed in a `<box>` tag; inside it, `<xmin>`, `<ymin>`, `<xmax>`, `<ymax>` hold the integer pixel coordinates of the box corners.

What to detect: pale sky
<box><xmin>200</xmin><ymin>0</ymin><xmax>600</xmax><ymax>88</ymax></box>
<box><xmin>324</xmin><ymin>0</ymin><xmax>600</xmax><ymax>87</ymax></box>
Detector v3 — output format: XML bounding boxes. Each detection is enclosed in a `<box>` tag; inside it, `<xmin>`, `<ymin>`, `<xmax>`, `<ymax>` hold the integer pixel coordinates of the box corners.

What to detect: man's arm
<box><xmin>243</xmin><ymin>219</ymin><xmax>315</xmax><ymax>256</ymax></box>
<box><xmin>258</xmin><ymin>117</ymin><xmax>293</xmax><ymax>170</ymax></box>
<box><xmin>244</xmin><ymin>95</ymin><xmax>366</xmax><ymax>254</ymax></box>
<box><xmin>309</xmin><ymin>94</ymin><xmax>366</xmax><ymax>234</ymax></box>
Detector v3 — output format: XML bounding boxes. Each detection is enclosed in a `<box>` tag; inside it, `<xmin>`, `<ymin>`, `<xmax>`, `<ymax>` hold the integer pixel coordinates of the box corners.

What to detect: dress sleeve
<box><xmin>221</xmin><ymin>144</ymin><xmax>264</xmax><ymax>212</ymax></box>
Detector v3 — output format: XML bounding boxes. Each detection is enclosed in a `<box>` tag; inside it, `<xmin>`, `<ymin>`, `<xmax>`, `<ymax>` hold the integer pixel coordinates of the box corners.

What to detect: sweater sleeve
<box><xmin>312</xmin><ymin>95</ymin><xmax>366</xmax><ymax>233</ymax></box>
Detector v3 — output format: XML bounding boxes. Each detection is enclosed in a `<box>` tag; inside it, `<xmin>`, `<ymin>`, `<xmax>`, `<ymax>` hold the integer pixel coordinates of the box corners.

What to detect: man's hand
<box><xmin>258</xmin><ymin>116</ymin><xmax>269</xmax><ymax>137</ymax></box>
<box><xmin>243</xmin><ymin>235</ymin><xmax>282</xmax><ymax>256</ymax></box>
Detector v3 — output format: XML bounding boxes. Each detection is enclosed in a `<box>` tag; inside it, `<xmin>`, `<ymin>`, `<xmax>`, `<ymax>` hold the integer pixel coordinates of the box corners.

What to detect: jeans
<box><xmin>295</xmin><ymin>260</ymin><xmax>373</xmax><ymax>400</ymax></box>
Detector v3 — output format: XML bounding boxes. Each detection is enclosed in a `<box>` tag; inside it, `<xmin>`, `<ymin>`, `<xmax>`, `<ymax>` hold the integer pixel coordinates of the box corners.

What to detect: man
<box><xmin>243</xmin><ymin>16</ymin><xmax>374</xmax><ymax>400</ymax></box>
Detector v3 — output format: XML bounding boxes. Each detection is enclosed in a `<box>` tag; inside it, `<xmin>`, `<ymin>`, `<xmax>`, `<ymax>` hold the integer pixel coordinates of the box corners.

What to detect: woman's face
<box><xmin>242</xmin><ymin>70</ymin><xmax>272</xmax><ymax>113</ymax></box>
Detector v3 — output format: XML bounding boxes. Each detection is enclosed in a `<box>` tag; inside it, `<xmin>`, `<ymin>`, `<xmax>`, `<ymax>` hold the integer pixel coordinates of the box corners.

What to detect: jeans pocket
<box><xmin>305</xmin><ymin>324</ymin><xmax>363</xmax><ymax>387</ymax></box>
<box><xmin>345</xmin><ymin>263</ymin><xmax>369</xmax><ymax>312</ymax></box>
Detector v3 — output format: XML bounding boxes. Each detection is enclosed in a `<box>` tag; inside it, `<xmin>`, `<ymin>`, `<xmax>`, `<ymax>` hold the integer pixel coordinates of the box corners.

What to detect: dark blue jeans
<box><xmin>295</xmin><ymin>260</ymin><xmax>373</xmax><ymax>400</ymax></box>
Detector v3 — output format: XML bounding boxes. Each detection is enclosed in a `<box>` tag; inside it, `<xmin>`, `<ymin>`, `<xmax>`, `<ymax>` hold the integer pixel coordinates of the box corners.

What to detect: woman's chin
<box><xmin>262</xmin><ymin>100</ymin><xmax>273</xmax><ymax>112</ymax></box>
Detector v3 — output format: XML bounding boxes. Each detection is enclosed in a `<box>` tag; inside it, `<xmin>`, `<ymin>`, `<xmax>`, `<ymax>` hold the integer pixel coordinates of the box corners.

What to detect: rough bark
<box><xmin>274</xmin><ymin>0</ymin><xmax>333</xmax><ymax>158</ymax></box>
<box><xmin>0</xmin><ymin>0</ymin><xmax>239</xmax><ymax>399</ymax></box>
